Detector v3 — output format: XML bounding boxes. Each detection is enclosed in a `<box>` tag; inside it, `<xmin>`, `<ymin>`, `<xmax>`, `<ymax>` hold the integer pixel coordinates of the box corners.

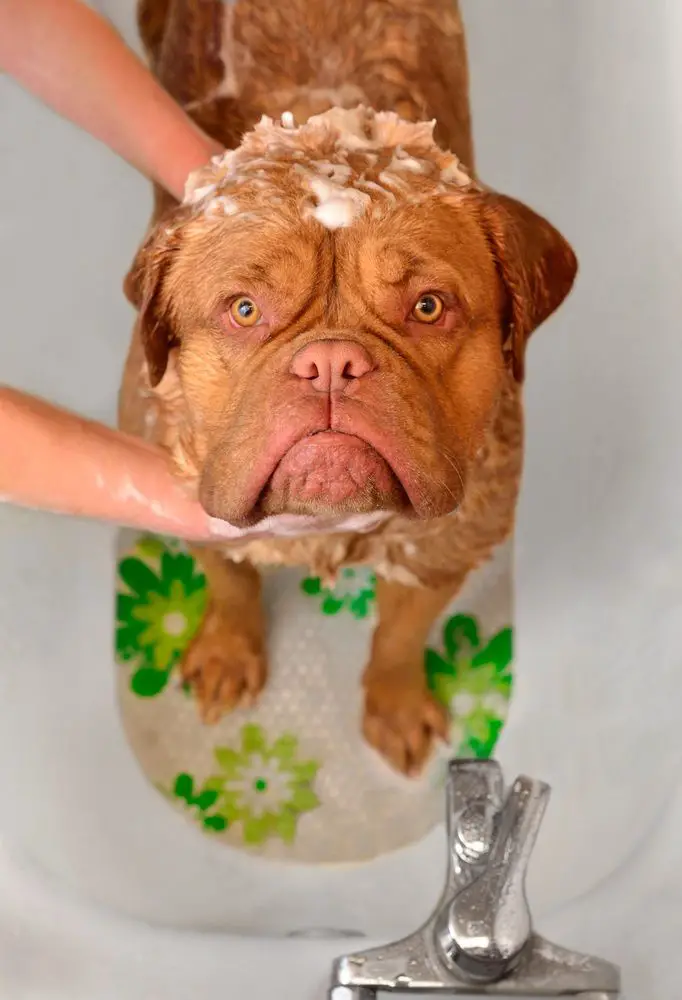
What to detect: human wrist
<box><xmin>132</xmin><ymin>84</ymin><xmax>223</xmax><ymax>200</ymax></box>
<box><xmin>160</xmin><ymin>121</ymin><xmax>223</xmax><ymax>201</ymax></box>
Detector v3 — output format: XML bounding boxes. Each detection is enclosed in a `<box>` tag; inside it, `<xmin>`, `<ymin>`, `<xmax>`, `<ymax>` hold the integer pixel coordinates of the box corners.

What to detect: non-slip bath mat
<box><xmin>115</xmin><ymin>532</ymin><xmax>513</xmax><ymax>863</ymax></box>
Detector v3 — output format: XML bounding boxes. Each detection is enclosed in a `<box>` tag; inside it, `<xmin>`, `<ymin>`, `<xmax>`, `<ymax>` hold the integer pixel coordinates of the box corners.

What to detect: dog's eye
<box><xmin>229</xmin><ymin>296</ymin><xmax>262</xmax><ymax>328</ymax></box>
<box><xmin>410</xmin><ymin>293</ymin><xmax>445</xmax><ymax>324</ymax></box>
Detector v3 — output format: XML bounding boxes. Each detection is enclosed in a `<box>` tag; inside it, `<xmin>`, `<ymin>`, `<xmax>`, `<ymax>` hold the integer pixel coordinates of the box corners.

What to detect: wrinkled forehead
<box><xmin>170</xmin><ymin>202</ymin><xmax>495</xmax><ymax>324</ymax></box>
<box><xmin>182</xmin><ymin>105</ymin><xmax>476</xmax><ymax>230</ymax></box>
<box><xmin>165</xmin><ymin>107</ymin><xmax>489</xmax><ymax>306</ymax></box>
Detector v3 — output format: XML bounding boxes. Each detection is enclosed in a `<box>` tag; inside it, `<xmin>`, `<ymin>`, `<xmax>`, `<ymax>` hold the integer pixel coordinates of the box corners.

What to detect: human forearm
<box><xmin>0</xmin><ymin>387</ymin><xmax>212</xmax><ymax>538</ymax></box>
<box><xmin>0</xmin><ymin>0</ymin><xmax>221</xmax><ymax>199</ymax></box>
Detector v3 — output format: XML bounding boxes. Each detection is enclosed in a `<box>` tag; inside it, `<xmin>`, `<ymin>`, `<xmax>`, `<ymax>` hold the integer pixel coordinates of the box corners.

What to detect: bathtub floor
<box><xmin>0</xmin><ymin>787</ymin><xmax>680</xmax><ymax>1000</ymax></box>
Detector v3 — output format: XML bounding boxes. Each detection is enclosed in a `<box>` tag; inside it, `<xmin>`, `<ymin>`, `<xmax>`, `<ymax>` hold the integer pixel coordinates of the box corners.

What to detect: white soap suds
<box><xmin>143</xmin><ymin>407</ymin><xmax>157</xmax><ymax>439</ymax></box>
<box><xmin>311</xmin><ymin>160</ymin><xmax>354</xmax><ymax>184</ymax></box>
<box><xmin>309</xmin><ymin>106</ymin><xmax>378</xmax><ymax>151</ymax></box>
<box><xmin>393</xmin><ymin>156</ymin><xmax>424</xmax><ymax>173</ymax></box>
<box><xmin>185</xmin><ymin>182</ymin><xmax>217</xmax><ymax>205</ymax></box>
<box><xmin>441</xmin><ymin>159</ymin><xmax>473</xmax><ymax>186</ymax></box>
<box><xmin>377</xmin><ymin>171</ymin><xmax>413</xmax><ymax>193</ymax></box>
<box><xmin>181</xmin><ymin>104</ymin><xmax>476</xmax><ymax>223</ymax></box>
<box><xmin>205</xmin><ymin>195</ymin><xmax>239</xmax><ymax>218</ymax></box>
<box><xmin>184</xmin><ymin>2</ymin><xmax>239</xmax><ymax>110</ymax></box>
<box><xmin>388</xmin><ymin>147</ymin><xmax>429</xmax><ymax>174</ymax></box>
<box><xmin>311</xmin><ymin>199</ymin><xmax>356</xmax><ymax>230</ymax></box>
<box><xmin>208</xmin><ymin>510</ymin><xmax>390</xmax><ymax>543</ymax></box>
<box><xmin>216</xmin><ymin>2</ymin><xmax>239</xmax><ymax>98</ymax></box>
<box><xmin>307</xmin><ymin>176</ymin><xmax>370</xmax><ymax>230</ymax></box>
<box><xmin>374</xmin><ymin>111</ymin><xmax>438</xmax><ymax>151</ymax></box>
<box><xmin>115</xmin><ymin>478</ymin><xmax>173</xmax><ymax>522</ymax></box>
<box><xmin>356</xmin><ymin>178</ymin><xmax>397</xmax><ymax>202</ymax></box>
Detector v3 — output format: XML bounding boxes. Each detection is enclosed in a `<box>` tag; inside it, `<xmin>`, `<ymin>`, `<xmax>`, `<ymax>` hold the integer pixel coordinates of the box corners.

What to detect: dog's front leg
<box><xmin>363</xmin><ymin>575</ymin><xmax>466</xmax><ymax>776</ymax></box>
<box><xmin>182</xmin><ymin>549</ymin><xmax>267</xmax><ymax>723</ymax></box>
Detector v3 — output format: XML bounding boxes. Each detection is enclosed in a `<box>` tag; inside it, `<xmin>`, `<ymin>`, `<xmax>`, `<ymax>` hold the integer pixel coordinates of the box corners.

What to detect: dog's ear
<box><xmin>123</xmin><ymin>226</ymin><xmax>179</xmax><ymax>387</ymax></box>
<box><xmin>478</xmin><ymin>193</ymin><xmax>578</xmax><ymax>381</ymax></box>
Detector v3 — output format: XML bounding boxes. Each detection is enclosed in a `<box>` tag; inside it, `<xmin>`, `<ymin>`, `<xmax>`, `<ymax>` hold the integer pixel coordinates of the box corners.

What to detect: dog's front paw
<box><xmin>181</xmin><ymin>607</ymin><xmax>267</xmax><ymax>724</ymax></box>
<box><xmin>362</xmin><ymin>672</ymin><xmax>449</xmax><ymax>777</ymax></box>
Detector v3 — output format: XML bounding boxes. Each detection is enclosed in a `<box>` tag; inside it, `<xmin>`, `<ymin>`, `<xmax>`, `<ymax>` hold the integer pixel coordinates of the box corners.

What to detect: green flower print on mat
<box><xmin>171</xmin><ymin>773</ymin><xmax>228</xmax><ymax>832</ymax></box>
<box><xmin>116</xmin><ymin>535</ymin><xmax>207</xmax><ymax>698</ymax></box>
<box><xmin>425</xmin><ymin>614</ymin><xmax>513</xmax><ymax>759</ymax></box>
<box><xmin>185</xmin><ymin>724</ymin><xmax>321</xmax><ymax>846</ymax></box>
<box><xmin>301</xmin><ymin>566</ymin><xmax>376</xmax><ymax>619</ymax></box>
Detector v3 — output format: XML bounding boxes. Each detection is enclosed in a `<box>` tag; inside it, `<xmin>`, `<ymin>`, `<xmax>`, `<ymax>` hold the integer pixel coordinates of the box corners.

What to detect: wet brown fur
<box><xmin>119</xmin><ymin>0</ymin><xmax>577</xmax><ymax>775</ymax></box>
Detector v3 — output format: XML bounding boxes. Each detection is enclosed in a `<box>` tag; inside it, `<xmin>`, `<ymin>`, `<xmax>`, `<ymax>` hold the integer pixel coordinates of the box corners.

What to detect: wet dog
<box><xmin>120</xmin><ymin>0</ymin><xmax>577</xmax><ymax>775</ymax></box>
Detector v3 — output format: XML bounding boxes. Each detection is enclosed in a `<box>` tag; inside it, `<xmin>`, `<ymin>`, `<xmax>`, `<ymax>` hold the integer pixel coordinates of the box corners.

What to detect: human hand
<box><xmin>0</xmin><ymin>388</ymin><xmax>215</xmax><ymax>540</ymax></box>
<box><xmin>0</xmin><ymin>0</ymin><xmax>222</xmax><ymax>200</ymax></box>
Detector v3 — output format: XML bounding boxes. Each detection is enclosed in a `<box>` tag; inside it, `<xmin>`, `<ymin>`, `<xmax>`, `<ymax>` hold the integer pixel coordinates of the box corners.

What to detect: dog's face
<box><xmin>129</xmin><ymin>108</ymin><xmax>577</xmax><ymax>528</ymax></box>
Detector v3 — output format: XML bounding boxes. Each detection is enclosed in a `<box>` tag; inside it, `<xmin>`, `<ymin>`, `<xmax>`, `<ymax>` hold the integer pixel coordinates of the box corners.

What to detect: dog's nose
<box><xmin>289</xmin><ymin>341</ymin><xmax>374</xmax><ymax>393</ymax></box>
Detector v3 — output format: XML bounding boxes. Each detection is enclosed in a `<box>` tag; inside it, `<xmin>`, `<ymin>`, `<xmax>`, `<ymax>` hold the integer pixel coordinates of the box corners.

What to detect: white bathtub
<box><xmin>1</xmin><ymin>0</ymin><xmax>682</xmax><ymax>996</ymax></box>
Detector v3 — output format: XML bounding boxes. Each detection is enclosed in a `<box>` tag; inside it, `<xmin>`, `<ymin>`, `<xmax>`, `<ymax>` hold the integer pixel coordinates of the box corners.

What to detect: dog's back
<box><xmin>137</xmin><ymin>0</ymin><xmax>473</xmax><ymax>209</ymax></box>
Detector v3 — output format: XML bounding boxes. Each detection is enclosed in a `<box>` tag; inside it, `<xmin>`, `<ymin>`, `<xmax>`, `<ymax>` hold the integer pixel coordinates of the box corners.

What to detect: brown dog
<box><xmin>120</xmin><ymin>0</ymin><xmax>577</xmax><ymax>777</ymax></box>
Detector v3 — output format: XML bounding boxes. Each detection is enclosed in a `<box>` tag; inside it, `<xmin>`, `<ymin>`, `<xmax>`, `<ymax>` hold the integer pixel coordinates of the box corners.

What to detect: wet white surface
<box><xmin>1</xmin><ymin>0</ymin><xmax>681</xmax><ymax>996</ymax></box>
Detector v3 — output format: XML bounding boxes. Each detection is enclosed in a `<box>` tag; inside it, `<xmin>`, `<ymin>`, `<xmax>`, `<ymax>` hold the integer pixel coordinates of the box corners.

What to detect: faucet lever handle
<box><xmin>437</xmin><ymin>773</ymin><xmax>550</xmax><ymax>984</ymax></box>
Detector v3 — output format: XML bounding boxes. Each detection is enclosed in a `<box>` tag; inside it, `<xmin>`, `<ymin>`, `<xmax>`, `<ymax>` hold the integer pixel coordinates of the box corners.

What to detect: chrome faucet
<box><xmin>328</xmin><ymin>759</ymin><xmax>621</xmax><ymax>999</ymax></box>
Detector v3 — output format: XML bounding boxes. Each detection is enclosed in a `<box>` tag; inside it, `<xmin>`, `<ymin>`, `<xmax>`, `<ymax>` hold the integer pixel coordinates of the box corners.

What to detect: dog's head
<box><xmin>127</xmin><ymin>107</ymin><xmax>577</xmax><ymax>528</ymax></box>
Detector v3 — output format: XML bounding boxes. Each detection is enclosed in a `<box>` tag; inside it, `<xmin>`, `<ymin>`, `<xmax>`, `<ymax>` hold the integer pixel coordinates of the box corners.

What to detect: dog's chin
<box><xmin>256</xmin><ymin>432</ymin><xmax>409</xmax><ymax>520</ymax></box>
<box><xmin>257</xmin><ymin>485</ymin><xmax>406</xmax><ymax>520</ymax></box>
